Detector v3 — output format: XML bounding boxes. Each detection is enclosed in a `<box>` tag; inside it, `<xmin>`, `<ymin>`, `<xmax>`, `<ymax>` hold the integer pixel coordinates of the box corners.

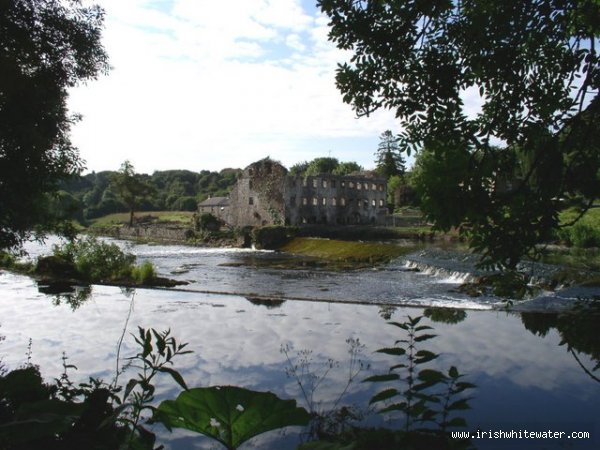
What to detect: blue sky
<box><xmin>68</xmin><ymin>0</ymin><xmax>403</xmax><ymax>174</ymax></box>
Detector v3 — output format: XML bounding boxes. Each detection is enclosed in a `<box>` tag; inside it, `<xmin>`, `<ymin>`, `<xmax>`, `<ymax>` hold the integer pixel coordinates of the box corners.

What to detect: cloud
<box><xmin>68</xmin><ymin>0</ymin><xmax>400</xmax><ymax>173</ymax></box>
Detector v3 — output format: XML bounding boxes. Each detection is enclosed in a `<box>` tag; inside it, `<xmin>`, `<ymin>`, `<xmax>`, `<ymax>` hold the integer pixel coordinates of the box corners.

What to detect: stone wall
<box><xmin>284</xmin><ymin>174</ymin><xmax>387</xmax><ymax>225</ymax></box>
<box><xmin>104</xmin><ymin>224</ymin><xmax>192</xmax><ymax>242</ymax></box>
<box><xmin>226</xmin><ymin>158</ymin><xmax>287</xmax><ymax>227</ymax></box>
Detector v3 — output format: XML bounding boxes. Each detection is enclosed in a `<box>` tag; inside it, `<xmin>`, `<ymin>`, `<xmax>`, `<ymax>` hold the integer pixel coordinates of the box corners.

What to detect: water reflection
<box><xmin>0</xmin><ymin>273</ymin><xmax>599</xmax><ymax>448</ymax></box>
<box><xmin>38</xmin><ymin>283</ymin><xmax>93</xmax><ymax>311</ymax></box>
<box><xmin>521</xmin><ymin>302</ymin><xmax>600</xmax><ymax>383</ymax></box>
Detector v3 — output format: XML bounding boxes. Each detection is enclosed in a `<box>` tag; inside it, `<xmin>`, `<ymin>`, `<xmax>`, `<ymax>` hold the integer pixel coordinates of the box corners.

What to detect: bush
<box><xmin>131</xmin><ymin>260</ymin><xmax>156</xmax><ymax>284</ymax></box>
<box><xmin>197</xmin><ymin>213</ymin><xmax>221</xmax><ymax>232</ymax></box>
<box><xmin>558</xmin><ymin>222</ymin><xmax>600</xmax><ymax>248</ymax></box>
<box><xmin>52</xmin><ymin>236</ymin><xmax>135</xmax><ymax>282</ymax></box>
<box><xmin>252</xmin><ymin>226</ymin><xmax>297</xmax><ymax>250</ymax></box>
<box><xmin>570</xmin><ymin>222</ymin><xmax>600</xmax><ymax>248</ymax></box>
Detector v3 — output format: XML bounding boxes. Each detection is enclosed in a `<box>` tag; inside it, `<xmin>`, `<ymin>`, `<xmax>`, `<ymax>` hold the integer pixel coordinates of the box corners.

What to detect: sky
<box><xmin>68</xmin><ymin>0</ymin><xmax>403</xmax><ymax>175</ymax></box>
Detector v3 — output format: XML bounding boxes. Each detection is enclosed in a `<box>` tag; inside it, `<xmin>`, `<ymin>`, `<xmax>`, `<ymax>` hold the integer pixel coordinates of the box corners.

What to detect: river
<box><xmin>0</xmin><ymin>238</ymin><xmax>599</xmax><ymax>449</ymax></box>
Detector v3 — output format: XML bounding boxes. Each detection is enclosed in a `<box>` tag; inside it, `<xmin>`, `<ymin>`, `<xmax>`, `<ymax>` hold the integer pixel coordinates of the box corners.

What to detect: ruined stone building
<box><xmin>199</xmin><ymin>158</ymin><xmax>388</xmax><ymax>227</ymax></box>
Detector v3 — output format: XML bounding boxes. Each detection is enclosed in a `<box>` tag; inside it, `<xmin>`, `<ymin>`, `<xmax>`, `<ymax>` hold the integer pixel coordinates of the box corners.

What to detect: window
<box><xmin>331</xmin><ymin>180</ymin><xmax>336</xmax><ymax>188</ymax></box>
<box><xmin>379</xmin><ymin>199</ymin><xmax>384</xmax><ymax>207</ymax></box>
<box><xmin>371</xmin><ymin>199</ymin><xmax>376</xmax><ymax>207</ymax></box>
<box><xmin>341</xmin><ymin>181</ymin><xmax>345</xmax><ymax>188</ymax></box>
<box><xmin>312</xmin><ymin>197</ymin><xmax>318</xmax><ymax>206</ymax></box>
<box><xmin>372</xmin><ymin>183</ymin><xmax>377</xmax><ymax>190</ymax></box>
<box><xmin>322</xmin><ymin>197</ymin><xmax>327</xmax><ymax>205</ymax></box>
<box><xmin>312</xmin><ymin>179</ymin><xmax>317</xmax><ymax>188</ymax></box>
<box><xmin>249</xmin><ymin>197</ymin><xmax>254</xmax><ymax>205</ymax></box>
<box><xmin>322</xmin><ymin>179</ymin><xmax>328</xmax><ymax>188</ymax></box>
<box><xmin>349</xmin><ymin>181</ymin><xmax>355</xmax><ymax>188</ymax></box>
<box><xmin>302</xmin><ymin>197</ymin><xmax>308</xmax><ymax>205</ymax></box>
<box><xmin>303</xmin><ymin>178</ymin><xmax>308</xmax><ymax>187</ymax></box>
<box><xmin>363</xmin><ymin>199</ymin><xmax>369</xmax><ymax>209</ymax></box>
<box><xmin>249</xmin><ymin>180</ymin><xmax>253</xmax><ymax>189</ymax></box>
<box><xmin>357</xmin><ymin>182</ymin><xmax>362</xmax><ymax>190</ymax></box>
<box><xmin>378</xmin><ymin>184</ymin><xmax>384</xmax><ymax>191</ymax></box>
<box><xmin>332</xmin><ymin>197</ymin><xmax>337</xmax><ymax>206</ymax></box>
<box><xmin>340</xmin><ymin>197</ymin><xmax>346</xmax><ymax>206</ymax></box>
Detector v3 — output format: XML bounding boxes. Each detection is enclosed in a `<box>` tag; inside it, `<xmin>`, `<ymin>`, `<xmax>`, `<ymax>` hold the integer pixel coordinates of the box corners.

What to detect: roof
<box><xmin>198</xmin><ymin>196</ymin><xmax>229</xmax><ymax>207</ymax></box>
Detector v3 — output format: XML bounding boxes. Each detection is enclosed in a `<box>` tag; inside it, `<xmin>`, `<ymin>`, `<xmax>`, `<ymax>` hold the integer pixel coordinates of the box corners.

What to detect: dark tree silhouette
<box><xmin>0</xmin><ymin>0</ymin><xmax>109</xmax><ymax>250</ymax></box>
<box><xmin>319</xmin><ymin>0</ymin><xmax>600</xmax><ymax>269</ymax></box>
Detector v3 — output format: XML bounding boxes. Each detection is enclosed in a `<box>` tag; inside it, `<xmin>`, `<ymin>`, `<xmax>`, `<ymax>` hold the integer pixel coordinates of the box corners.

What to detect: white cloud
<box><xmin>69</xmin><ymin>0</ymin><xmax>399</xmax><ymax>173</ymax></box>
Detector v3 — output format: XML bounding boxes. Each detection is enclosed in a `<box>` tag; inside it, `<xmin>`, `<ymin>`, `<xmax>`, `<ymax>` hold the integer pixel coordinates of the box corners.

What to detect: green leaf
<box><xmin>153</xmin><ymin>386</ymin><xmax>311</xmax><ymax>449</ymax></box>
<box><xmin>414</xmin><ymin>350</ymin><xmax>438</xmax><ymax>364</ymax></box>
<box><xmin>363</xmin><ymin>374</ymin><xmax>400</xmax><ymax>383</ymax></box>
<box><xmin>417</xmin><ymin>369</ymin><xmax>445</xmax><ymax>382</ymax></box>
<box><xmin>444</xmin><ymin>417</ymin><xmax>467</xmax><ymax>428</ymax></box>
<box><xmin>447</xmin><ymin>399</ymin><xmax>471</xmax><ymax>411</ymax></box>
<box><xmin>157</xmin><ymin>367</ymin><xmax>188</xmax><ymax>391</ymax></box>
<box><xmin>414</xmin><ymin>334</ymin><xmax>437</xmax><ymax>342</ymax></box>
<box><xmin>389</xmin><ymin>321</ymin><xmax>409</xmax><ymax>330</ymax></box>
<box><xmin>376</xmin><ymin>347</ymin><xmax>406</xmax><ymax>356</ymax></box>
<box><xmin>369</xmin><ymin>388</ymin><xmax>399</xmax><ymax>404</ymax></box>
<box><xmin>448</xmin><ymin>366</ymin><xmax>459</xmax><ymax>378</ymax></box>
<box><xmin>379</xmin><ymin>402</ymin><xmax>407</xmax><ymax>414</ymax></box>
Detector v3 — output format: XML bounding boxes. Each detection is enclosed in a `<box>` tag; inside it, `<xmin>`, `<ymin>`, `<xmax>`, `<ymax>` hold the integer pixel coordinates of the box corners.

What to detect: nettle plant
<box><xmin>364</xmin><ymin>316</ymin><xmax>475</xmax><ymax>434</ymax></box>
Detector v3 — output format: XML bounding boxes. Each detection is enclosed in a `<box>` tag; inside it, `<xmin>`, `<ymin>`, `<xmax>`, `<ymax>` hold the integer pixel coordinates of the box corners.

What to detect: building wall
<box><xmin>222</xmin><ymin>158</ymin><xmax>388</xmax><ymax>228</ymax></box>
<box><xmin>226</xmin><ymin>159</ymin><xmax>287</xmax><ymax>227</ymax></box>
<box><xmin>284</xmin><ymin>174</ymin><xmax>387</xmax><ymax>225</ymax></box>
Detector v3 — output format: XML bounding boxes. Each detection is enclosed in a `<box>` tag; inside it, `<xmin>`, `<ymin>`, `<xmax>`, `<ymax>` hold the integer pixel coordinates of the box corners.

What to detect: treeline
<box><xmin>54</xmin><ymin>168</ymin><xmax>241</xmax><ymax>221</ymax></box>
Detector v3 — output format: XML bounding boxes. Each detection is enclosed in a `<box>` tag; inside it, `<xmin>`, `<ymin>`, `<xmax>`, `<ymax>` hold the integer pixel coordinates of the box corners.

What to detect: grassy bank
<box><xmin>88</xmin><ymin>211</ymin><xmax>195</xmax><ymax>228</ymax></box>
<box><xmin>280</xmin><ymin>237</ymin><xmax>415</xmax><ymax>267</ymax></box>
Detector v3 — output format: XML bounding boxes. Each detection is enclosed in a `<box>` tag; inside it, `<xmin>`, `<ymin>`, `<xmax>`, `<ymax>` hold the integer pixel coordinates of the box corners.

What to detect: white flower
<box><xmin>210</xmin><ymin>418</ymin><xmax>221</xmax><ymax>428</ymax></box>
<box><xmin>236</xmin><ymin>404</ymin><xmax>244</xmax><ymax>412</ymax></box>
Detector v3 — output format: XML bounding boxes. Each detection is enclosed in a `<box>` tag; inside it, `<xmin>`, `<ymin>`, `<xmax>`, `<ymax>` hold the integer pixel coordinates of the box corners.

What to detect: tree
<box><xmin>319</xmin><ymin>0</ymin><xmax>600</xmax><ymax>269</ymax></box>
<box><xmin>0</xmin><ymin>0</ymin><xmax>108</xmax><ymax>250</ymax></box>
<box><xmin>111</xmin><ymin>161</ymin><xmax>155</xmax><ymax>226</ymax></box>
<box><xmin>305</xmin><ymin>157</ymin><xmax>340</xmax><ymax>176</ymax></box>
<box><xmin>333</xmin><ymin>161</ymin><xmax>363</xmax><ymax>175</ymax></box>
<box><xmin>375</xmin><ymin>130</ymin><xmax>406</xmax><ymax>178</ymax></box>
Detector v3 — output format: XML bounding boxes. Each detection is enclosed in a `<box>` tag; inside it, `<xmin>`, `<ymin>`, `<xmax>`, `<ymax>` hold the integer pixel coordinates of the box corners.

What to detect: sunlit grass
<box><xmin>280</xmin><ymin>237</ymin><xmax>414</xmax><ymax>265</ymax></box>
<box><xmin>88</xmin><ymin>211</ymin><xmax>195</xmax><ymax>228</ymax></box>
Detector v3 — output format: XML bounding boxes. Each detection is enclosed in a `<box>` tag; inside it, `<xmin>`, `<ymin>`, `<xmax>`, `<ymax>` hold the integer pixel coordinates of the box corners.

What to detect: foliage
<box><xmin>111</xmin><ymin>161</ymin><xmax>156</xmax><ymax>227</ymax></box>
<box><xmin>292</xmin><ymin>158</ymin><xmax>363</xmax><ymax>177</ymax></box>
<box><xmin>51</xmin><ymin>236</ymin><xmax>136</xmax><ymax>282</ymax></box>
<box><xmin>0</xmin><ymin>326</ymin><xmax>191</xmax><ymax>450</ymax></box>
<box><xmin>131</xmin><ymin>260</ymin><xmax>156</xmax><ymax>285</ymax></box>
<box><xmin>0</xmin><ymin>0</ymin><xmax>109</xmax><ymax>251</ymax></box>
<box><xmin>364</xmin><ymin>316</ymin><xmax>475</xmax><ymax>434</ymax></box>
<box><xmin>318</xmin><ymin>0</ymin><xmax>600</xmax><ymax>270</ymax></box>
<box><xmin>332</xmin><ymin>161</ymin><xmax>363</xmax><ymax>176</ymax></box>
<box><xmin>280</xmin><ymin>237</ymin><xmax>413</xmax><ymax>267</ymax></box>
<box><xmin>60</xmin><ymin>168</ymin><xmax>240</xmax><ymax>221</ymax></box>
<box><xmin>197</xmin><ymin>212</ymin><xmax>221</xmax><ymax>232</ymax></box>
<box><xmin>557</xmin><ymin>207</ymin><xmax>600</xmax><ymax>248</ymax></box>
<box><xmin>305</xmin><ymin>157</ymin><xmax>341</xmax><ymax>176</ymax></box>
<box><xmin>252</xmin><ymin>226</ymin><xmax>297</xmax><ymax>250</ymax></box>
<box><xmin>375</xmin><ymin>130</ymin><xmax>405</xmax><ymax>178</ymax></box>
<box><xmin>280</xmin><ymin>338</ymin><xmax>367</xmax><ymax>440</ymax></box>
<box><xmin>153</xmin><ymin>386</ymin><xmax>311</xmax><ymax>450</ymax></box>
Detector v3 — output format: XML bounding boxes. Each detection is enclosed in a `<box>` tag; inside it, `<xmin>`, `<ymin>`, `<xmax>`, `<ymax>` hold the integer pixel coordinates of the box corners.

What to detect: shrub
<box><xmin>52</xmin><ymin>236</ymin><xmax>135</xmax><ymax>282</ymax></box>
<box><xmin>252</xmin><ymin>226</ymin><xmax>297</xmax><ymax>250</ymax></box>
<box><xmin>570</xmin><ymin>222</ymin><xmax>600</xmax><ymax>248</ymax></box>
<box><xmin>131</xmin><ymin>260</ymin><xmax>156</xmax><ymax>284</ymax></box>
<box><xmin>197</xmin><ymin>213</ymin><xmax>220</xmax><ymax>232</ymax></box>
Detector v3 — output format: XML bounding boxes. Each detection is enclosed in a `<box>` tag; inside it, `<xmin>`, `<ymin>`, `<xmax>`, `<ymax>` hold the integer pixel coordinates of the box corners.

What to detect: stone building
<box><xmin>204</xmin><ymin>157</ymin><xmax>388</xmax><ymax>228</ymax></box>
<box><xmin>197</xmin><ymin>196</ymin><xmax>229</xmax><ymax>222</ymax></box>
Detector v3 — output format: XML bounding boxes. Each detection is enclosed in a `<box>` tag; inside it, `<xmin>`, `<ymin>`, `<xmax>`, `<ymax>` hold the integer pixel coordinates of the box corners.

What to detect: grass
<box><xmin>88</xmin><ymin>211</ymin><xmax>195</xmax><ymax>228</ymax></box>
<box><xmin>280</xmin><ymin>237</ymin><xmax>415</xmax><ymax>267</ymax></box>
<box><xmin>557</xmin><ymin>206</ymin><xmax>600</xmax><ymax>248</ymax></box>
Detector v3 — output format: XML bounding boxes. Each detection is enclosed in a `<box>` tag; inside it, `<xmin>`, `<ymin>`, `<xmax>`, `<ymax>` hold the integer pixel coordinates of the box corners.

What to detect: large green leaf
<box><xmin>153</xmin><ymin>386</ymin><xmax>311</xmax><ymax>449</ymax></box>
